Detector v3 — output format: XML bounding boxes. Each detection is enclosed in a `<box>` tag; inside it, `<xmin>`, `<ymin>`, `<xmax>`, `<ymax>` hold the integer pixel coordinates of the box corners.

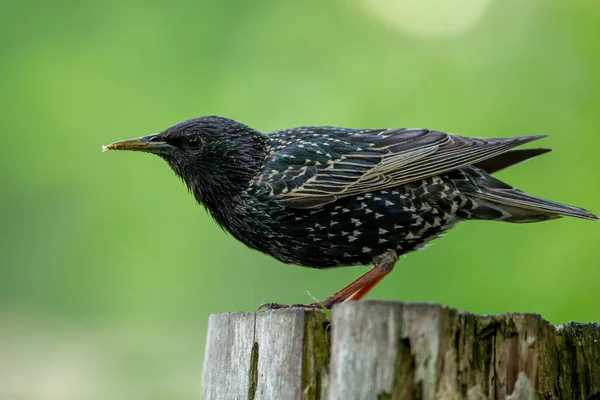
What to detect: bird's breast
<box><xmin>230</xmin><ymin>176</ymin><xmax>467</xmax><ymax>268</ymax></box>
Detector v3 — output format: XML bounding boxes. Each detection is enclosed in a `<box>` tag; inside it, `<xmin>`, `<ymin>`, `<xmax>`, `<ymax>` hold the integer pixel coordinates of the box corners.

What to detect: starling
<box><xmin>103</xmin><ymin>116</ymin><xmax>598</xmax><ymax>309</ymax></box>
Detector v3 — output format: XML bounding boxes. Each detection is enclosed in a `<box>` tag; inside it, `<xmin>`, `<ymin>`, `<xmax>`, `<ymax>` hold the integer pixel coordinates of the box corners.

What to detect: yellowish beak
<box><xmin>102</xmin><ymin>134</ymin><xmax>174</xmax><ymax>153</ymax></box>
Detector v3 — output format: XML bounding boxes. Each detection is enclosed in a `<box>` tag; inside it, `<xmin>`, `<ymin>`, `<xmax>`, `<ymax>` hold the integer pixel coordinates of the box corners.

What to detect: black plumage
<box><xmin>103</xmin><ymin>116</ymin><xmax>598</xmax><ymax>308</ymax></box>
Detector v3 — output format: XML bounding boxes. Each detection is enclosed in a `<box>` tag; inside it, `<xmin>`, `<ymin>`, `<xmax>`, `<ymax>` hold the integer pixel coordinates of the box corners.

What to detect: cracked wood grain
<box><xmin>201</xmin><ymin>309</ymin><xmax>330</xmax><ymax>400</ymax></box>
<box><xmin>201</xmin><ymin>301</ymin><xmax>600</xmax><ymax>400</ymax></box>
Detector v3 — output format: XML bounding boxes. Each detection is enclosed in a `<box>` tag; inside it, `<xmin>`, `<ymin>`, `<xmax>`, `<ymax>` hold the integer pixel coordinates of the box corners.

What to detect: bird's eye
<box><xmin>186</xmin><ymin>137</ymin><xmax>202</xmax><ymax>148</ymax></box>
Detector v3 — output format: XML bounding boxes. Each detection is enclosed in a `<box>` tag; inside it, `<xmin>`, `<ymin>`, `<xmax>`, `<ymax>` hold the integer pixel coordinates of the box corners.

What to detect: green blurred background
<box><xmin>1</xmin><ymin>0</ymin><xmax>599</xmax><ymax>398</ymax></box>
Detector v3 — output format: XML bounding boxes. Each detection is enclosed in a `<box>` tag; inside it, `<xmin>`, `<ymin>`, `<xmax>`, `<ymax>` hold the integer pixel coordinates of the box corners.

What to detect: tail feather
<box><xmin>473</xmin><ymin>148</ymin><xmax>552</xmax><ymax>174</ymax></box>
<box><xmin>461</xmin><ymin>165</ymin><xmax>598</xmax><ymax>223</ymax></box>
<box><xmin>472</xmin><ymin>189</ymin><xmax>599</xmax><ymax>222</ymax></box>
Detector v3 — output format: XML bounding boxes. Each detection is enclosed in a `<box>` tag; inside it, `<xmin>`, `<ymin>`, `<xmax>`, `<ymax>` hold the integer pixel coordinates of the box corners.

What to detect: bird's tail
<box><xmin>472</xmin><ymin>148</ymin><xmax>552</xmax><ymax>174</ymax></box>
<box><xmin>463</xmin><ymin>167</ymin><xmax>598</xmax><ymax>223</ymax></box>
<box><xmin>471</xmin><ymin>189</ymin><xmax>598</xmax><ymax>223</ymax></box>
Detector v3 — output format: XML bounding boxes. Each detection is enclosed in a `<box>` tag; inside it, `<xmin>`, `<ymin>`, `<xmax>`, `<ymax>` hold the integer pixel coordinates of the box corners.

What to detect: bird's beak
<box><xmin>102</xmin><ymin>134</ymin><xmax>175</xmax><ymax>154</ymax></box>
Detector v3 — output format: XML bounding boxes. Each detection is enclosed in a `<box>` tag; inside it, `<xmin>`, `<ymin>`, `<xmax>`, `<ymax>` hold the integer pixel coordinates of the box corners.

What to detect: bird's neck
<box><xmin>191</xmin><ymin>173</ymin><xmax>261</xmax><ymax>248</ymax></box>
<box><xmin>175</xmin><ymin>131</ymin><xmax>269</xmax><ymax>228</ymax></box>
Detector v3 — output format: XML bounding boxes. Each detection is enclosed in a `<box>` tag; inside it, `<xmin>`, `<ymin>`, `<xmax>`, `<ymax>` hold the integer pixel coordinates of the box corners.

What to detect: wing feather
<box><xmin>258</xmin><ymin>127</ymin><xmax>546</xmax><ymax>208</ymax></box>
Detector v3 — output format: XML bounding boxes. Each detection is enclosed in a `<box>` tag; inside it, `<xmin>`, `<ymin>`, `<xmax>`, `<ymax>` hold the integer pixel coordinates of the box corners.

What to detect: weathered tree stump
<box><xmin>201</xmin><ymin>300</ymin><xmax>600</xmax><ymax>400</ymax></box>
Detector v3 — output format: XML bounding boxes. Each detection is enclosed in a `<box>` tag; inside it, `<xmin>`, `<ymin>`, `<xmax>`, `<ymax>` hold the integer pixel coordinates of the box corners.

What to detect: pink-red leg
<box><xmin>259</xmin><ymin>250</ymin><xmax>398</xmax><ymax>310</ymax></box>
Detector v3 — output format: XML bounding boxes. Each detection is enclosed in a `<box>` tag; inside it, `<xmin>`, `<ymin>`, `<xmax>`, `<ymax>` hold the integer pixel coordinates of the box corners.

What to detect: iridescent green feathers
<box><xmin>257</xmin><ymin>128</ymin><xmax>544</xmax><ymax>209</ymax></box>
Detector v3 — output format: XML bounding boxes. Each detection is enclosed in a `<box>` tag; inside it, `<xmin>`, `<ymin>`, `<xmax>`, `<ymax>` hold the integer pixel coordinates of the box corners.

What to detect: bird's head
<box><xmin>103</xmin><ymin>116</ymin><xmax>268</xmax><ymax>206</ymax></box>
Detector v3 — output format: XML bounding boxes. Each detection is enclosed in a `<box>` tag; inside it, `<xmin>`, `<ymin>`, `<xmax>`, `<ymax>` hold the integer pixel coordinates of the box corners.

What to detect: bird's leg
<box><xmin>344</xmin><ymin>271</ymin><xmax>388</xmax><ymax>302</ymax></box>
<box><xmin>321</xmin><ymin>250</ymin><xmax>398</xmax><ymax>307</ymax></box>
<box><xmin>259</xmin><ymin>250</ymin><xmax>398</xmax><ymax>311</ymax></box>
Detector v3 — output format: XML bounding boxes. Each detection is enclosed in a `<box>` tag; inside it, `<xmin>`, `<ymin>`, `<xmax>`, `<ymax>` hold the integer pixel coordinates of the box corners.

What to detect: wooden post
<box><xmin>201</xmin><ymin>300</ymin><xmax>600</xmax><ymax>399</ymax></box>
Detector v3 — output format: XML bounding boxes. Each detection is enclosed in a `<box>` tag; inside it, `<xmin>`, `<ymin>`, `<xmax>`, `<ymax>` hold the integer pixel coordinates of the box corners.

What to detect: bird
<box><xmin>103</xmin><ymin>116</ymin><xmax>598</xmax><ymax>309</ymax></box>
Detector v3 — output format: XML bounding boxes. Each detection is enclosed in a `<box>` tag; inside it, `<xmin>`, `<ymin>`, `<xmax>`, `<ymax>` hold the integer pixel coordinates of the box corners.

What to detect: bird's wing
<box><xmin>257</xmin><ymin>127</ymin><xmax>545</xmax><ymax>209</ymax></box>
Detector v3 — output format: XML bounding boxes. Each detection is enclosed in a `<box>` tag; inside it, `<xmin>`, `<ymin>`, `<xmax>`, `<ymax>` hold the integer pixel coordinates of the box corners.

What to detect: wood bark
<box><xmin>201</xmin><ymin>300</ymin><xmax>600</xmax><ymax>400</ymax></box>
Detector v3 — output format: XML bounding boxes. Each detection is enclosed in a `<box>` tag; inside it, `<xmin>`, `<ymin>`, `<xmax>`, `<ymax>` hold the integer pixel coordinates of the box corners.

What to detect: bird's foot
<box><xmin>257</xmin><ymin>301</ymin><xmax>326</xmax><ymax>311</ymax></box>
